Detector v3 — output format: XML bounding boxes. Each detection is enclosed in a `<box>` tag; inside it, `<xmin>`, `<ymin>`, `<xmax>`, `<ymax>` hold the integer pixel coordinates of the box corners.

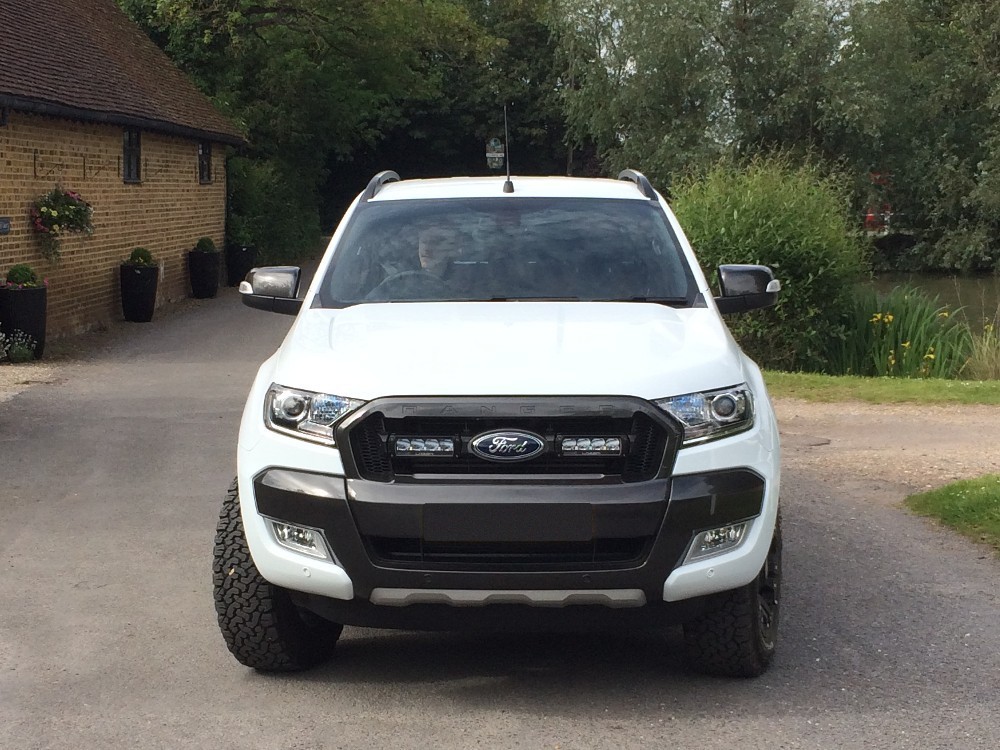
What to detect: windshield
<box><xmin>318</xmin><ymin>197</ymin><xmax>697</xmax><ymax>306</ymax></box>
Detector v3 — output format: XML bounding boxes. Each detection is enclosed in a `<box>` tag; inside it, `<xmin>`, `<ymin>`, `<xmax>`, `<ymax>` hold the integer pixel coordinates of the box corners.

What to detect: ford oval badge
<box><xmin>470</xmin><ymin>430</ymin><xmax>546</xmax><ymax>462</ymax></box>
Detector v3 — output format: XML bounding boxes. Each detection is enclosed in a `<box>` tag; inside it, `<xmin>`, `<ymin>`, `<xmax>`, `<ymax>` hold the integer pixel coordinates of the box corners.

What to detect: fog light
<box><xmin>686</xmin><ymin>522</ymin><xmax>749</xmax><ymax>562</ymax></box>
<box><xmin>561</xmin><ymin>437</ymin><xmax>623</xmax><ymax>455</ymax></box>
<box><xmin>394</xmin><ymin>437</ymin><xmax>456</xmax><ymax>456</ymax></box>
<box><xmin>269</xmin><ymin>520</ymin><xmax>331</xmax><ymax>560</ymax></box>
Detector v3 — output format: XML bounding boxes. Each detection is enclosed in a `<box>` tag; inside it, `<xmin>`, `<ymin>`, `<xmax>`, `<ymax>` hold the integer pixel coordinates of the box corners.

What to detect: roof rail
<box><xmin>617</xmin><ymin>169</ymin><xmax>657</xmax><ymax>200</ymax></box>
<box><xmin>364</xmin><ymin>170</ymin><xmax>400</xmax><ymax>200</ymax></box>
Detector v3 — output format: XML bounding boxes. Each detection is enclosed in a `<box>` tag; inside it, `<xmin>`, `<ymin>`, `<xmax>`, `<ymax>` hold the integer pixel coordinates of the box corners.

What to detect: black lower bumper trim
<box><xmin>253</xmin><ymin>467</ymin><xmax>765</xmax><ymax>601</ymax></box>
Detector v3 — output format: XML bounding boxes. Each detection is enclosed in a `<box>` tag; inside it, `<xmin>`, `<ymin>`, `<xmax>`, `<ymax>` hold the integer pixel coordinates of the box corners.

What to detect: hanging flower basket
<box><xmin>29</xmin><ymin>186</ymin><xmax>94</xmax><ymax>262</ymax></box>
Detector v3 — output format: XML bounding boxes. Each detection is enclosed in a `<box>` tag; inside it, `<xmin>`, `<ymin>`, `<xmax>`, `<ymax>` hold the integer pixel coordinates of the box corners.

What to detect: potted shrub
<box><xmin>0</xmin><ymin>264</ymin><xmax>47</xmax><ymax>359</ymax></box>
<box><xmin>188</xmin><ymin>236</ymin><xmax>221</xmax><ymax>299</ymax></box>
<box><xmin>120</xmin><ymin>247</ymin><xmax>159</xmax><ymax>322</ymax></box>
<box><xmin>225</xmin><ymin>242</ymin><xmax>257</xmax><ymax>286</ymax></box>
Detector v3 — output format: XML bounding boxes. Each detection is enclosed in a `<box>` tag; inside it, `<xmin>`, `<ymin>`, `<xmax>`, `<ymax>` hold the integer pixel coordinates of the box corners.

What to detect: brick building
<box><xmin>0</xmin><ymin>0</ymin><xmax>244</xmax><ymax>336</ymax></box>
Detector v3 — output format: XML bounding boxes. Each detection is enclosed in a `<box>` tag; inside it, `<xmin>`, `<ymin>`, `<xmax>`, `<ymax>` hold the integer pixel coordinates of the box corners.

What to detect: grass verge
<box><xmin>764</xmin><ymin>371</ymin><xmax>1000</xmax><ymax>405</ymax></box>
<box><xmin>906</xmin><ymin>476</ymin><xmax>1000</xmax><ymax>555</ymax></box>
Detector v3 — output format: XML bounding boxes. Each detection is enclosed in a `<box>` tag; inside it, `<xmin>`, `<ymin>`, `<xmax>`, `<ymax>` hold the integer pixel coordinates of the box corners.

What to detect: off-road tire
<box><xmin>682</xmin><ymin>514</ymin><xmax>782</xmax><ymax>678</ymax></box>
<box><xmin>213</xmin><ymin>479</ymin><xmax>342</xmax><ymax>671</ymax></box>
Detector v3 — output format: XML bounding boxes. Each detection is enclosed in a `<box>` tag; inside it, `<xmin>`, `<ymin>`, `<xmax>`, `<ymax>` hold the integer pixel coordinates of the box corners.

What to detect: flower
<box><xmin>0</xmin><ymin>329</ymin><xmax>37</xmax><ymax>363</ymax></box>
<box><xmin>29</xmin><ymin>186</ymin><xmax>94</xmax><ymax>261</ymax></box>
<box><xmin>2</xmin><ymin>263</ymin><xmax>47</xmax><ymax>289</ymax></box>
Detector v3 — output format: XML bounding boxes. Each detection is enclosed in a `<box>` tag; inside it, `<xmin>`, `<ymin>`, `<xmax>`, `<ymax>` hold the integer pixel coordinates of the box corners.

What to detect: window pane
<box><xmin>320</xmin><ymin>198</ymin><xmax>695</xmax><ymax>305</ymax></box>
<box><xmin>123</xmin><ymin>128</ymin><xmax>141</xmax><ymax>182</ymax></box>
<box><xmin>198</xmin><ymin>142</ymin><xmax>212</xmax><ymax>183</ymax></box>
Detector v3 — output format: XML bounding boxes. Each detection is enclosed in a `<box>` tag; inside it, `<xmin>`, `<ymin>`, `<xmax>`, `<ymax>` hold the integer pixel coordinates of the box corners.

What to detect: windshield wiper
<box><xmin>595</xmin><ymin>296</ymin><xmax>689</xmax><ymax>307</ymax></box>
<box><xmin>479</xmin><ymin>296</ymin><xmax>582</xmax><ymax>302</ymax></box>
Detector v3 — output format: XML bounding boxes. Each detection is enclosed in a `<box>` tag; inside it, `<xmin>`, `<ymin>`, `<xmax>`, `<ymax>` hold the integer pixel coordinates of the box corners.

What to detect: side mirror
<box><xmin>714</xmin><ymin>264</ymin><xmax>780</xmax><ymax>315</ymax></box>
<box><xmin>239</xmin><ymin>266</ymin><xmax>303</xmax><ymax>315</ymax></box>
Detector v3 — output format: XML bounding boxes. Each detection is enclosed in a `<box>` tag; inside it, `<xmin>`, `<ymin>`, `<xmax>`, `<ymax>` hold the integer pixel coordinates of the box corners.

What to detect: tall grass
<box><xmin>826</xmin><ymin>285</ymin><xmax>972</xmax><ymax>378</ymax></box>
<box><xmin>964</xmin><ymin>317</ymin><xmax>1000</xmax><ymax>380</ymax></box>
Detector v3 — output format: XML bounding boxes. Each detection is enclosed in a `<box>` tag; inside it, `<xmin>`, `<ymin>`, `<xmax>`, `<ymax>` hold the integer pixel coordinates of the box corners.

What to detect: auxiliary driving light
<box><xmin>560</xmin><ymin>437</ymin><xmax>623</xmax><ymax>456</ymax></box>
<box><xmin>393</xmin><ymin>437</ymin><xmax>456</xmax><ymax>457</ymax></box>
<box><xmin>269</xmin><ymin>520</ymin><xmax>332</xmax><ymax>561</ymax></box>
<box><xmin>685</xmin><ymin>522</ymin><xmax>749</xmax><ymax>562</ymax></box>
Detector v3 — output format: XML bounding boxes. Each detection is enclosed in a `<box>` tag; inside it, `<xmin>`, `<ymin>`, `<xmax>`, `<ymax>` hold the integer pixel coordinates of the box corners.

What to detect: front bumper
<box><xmin>236</xmin><ymin>392</ymin><xmax>780</xmax><ymax>628</ymax></box>
<box><xmin>238</xmin><ymin>464</ymin><xmax>775</xmax><ymax>627</ymax></box>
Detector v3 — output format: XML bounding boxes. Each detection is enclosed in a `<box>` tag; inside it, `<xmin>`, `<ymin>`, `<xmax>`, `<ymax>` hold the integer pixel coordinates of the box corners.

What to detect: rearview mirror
<box><xmin>714</xmin><ymin>265</ymin><xmax>780</xmax><ymax>314</ymax></box>
<box><xmin>239</xmin><ymin>266</ymin><xmax>303</xmax><ymax>315</ymax></box>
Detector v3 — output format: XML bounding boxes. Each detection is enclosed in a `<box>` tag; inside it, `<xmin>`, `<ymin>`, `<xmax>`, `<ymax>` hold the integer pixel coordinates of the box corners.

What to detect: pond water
<box><xmin>872</xmin><ymin>273</ymin><xmax>1000</xmax><ymax>327</ymax></box>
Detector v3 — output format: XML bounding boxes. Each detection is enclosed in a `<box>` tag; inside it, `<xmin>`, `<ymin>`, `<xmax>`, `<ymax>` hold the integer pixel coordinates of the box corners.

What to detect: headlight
<box><xmin>654</xmin><ymin>385</ymin><xmax>754</xmax><ymax>445</ymax></box>
<box><xmin>264</xmin><ymin>384</ymin><xmax>364</xmax><ymax>445</ymax></box>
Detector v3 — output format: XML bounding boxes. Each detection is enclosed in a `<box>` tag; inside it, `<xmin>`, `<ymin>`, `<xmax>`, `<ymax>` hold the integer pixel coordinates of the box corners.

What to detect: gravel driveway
<box><xmin>1</xmin><ymin>295</ymin><xmax>998</xmax><ymax>749</ymax></box>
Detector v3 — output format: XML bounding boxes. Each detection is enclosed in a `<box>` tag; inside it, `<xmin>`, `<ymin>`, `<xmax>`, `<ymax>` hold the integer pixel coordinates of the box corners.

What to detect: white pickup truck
<box><xmin>214</xmin><ymin>170</ymin><xmax>782</xmax><ymax>677</ymax></box>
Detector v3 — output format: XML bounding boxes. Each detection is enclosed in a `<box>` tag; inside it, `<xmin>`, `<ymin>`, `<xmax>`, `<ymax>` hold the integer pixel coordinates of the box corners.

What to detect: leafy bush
<box><xmin>194</xmin><ymin>237</ymin><xmax>217</xmax><ymax>253</ymax></box>
<box><xmin>125</xmin><ymin>247</ymin><xmax>154</xmax><ymax>266</ymax></box>
<box><xmin>671</xmin><ymin>155</ymin><xmax>867</xmax><ymax>371</ymax></box>
<box><xmin>825</xmin><ymin>285</ymin><xmax>972</xmax><ymax>378</ymax></box>
<box><xmin>226</xmin><ymin>156</ymin><xmax>322</xmax><ymax>265</ymax></box>
<box><xmin>4</xmin><ymin>264</ymin><xmax>40</xmax><ymax>287</ymax></box>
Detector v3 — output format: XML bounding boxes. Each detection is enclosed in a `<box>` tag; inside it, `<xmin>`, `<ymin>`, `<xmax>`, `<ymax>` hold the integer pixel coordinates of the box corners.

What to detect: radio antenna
<box><xmin>503</xmin><ymin>105</ymin><xmax>514</xmax><ymax>193</ymax></box>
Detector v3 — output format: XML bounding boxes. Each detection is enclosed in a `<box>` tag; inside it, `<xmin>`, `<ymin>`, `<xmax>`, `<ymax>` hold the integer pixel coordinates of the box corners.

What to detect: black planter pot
<box><xmin>188</xmin><ymin>250</ymin><xmax>220</xmax><ymax>299</ymax></box>
<box><xmin>0</xmin><ymin>285</ymin><xmax>47</xmax><ymax>359</ymax></box>
<box><xmin>120</xmin><ymin>264</ymin><xmax>159</xmax><ymax>322</ymax></box>
<box><xmin>225</xmin><ymin>244</ymin><xmax>257</xmax><ymax>286</ymax></box>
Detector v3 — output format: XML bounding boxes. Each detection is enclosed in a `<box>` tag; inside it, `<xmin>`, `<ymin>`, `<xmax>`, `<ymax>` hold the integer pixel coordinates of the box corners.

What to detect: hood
<box><xmin>272</xmin><ymin>302</ymin><xmax>745</xmax><ymax>400</ymax></box>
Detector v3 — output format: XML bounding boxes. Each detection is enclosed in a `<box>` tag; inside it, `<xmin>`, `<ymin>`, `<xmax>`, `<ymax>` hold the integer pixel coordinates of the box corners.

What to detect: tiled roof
<box><xmin>0</xmin><ymin>0</ymin><xmax>244</xmax><ymax>145</ymax></box>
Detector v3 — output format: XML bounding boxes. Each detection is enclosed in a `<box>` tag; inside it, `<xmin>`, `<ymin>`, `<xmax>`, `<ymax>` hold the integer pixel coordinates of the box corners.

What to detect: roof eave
<box><xmin>0</xmin><ymin>94</ymin><xmax>247</xmax><ymax>147</ymax></box>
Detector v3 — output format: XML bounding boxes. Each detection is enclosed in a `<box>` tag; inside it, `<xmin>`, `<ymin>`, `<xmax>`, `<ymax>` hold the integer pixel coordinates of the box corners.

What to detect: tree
<box><xmin>830</xmin><ymin>0</ymin><xmax>997</xmax><ymax>270</ymax></box>
<box><xmin>556</xmin><ymin>0</ymin><xmax>728</xmax><ymax>184</ymax></box>
<box><xmin>119</xmin><ymin>0</ymin><xmax>495</xmax><ymax>257</ymax></box>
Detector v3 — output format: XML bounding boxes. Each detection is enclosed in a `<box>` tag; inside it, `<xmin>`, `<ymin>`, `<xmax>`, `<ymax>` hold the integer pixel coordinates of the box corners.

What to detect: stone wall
<box><xmin>0</xmin><ymin>111</ymin><xmax>227</xmax><ymax>335</ymax></box>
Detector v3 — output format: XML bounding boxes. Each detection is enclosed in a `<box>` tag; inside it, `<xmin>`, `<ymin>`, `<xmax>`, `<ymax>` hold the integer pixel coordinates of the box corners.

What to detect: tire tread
<box><xmin>212</xmin><ymin>479</ymin><xmax>340</xmax><ymax>671</ymax></box>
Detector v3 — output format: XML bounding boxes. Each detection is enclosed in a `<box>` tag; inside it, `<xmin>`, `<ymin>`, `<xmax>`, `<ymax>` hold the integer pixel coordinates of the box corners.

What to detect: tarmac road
<box><xmin>1</xmin><ymin>286</ymin><xmax>998</xmax><ymax>750</ymax></box>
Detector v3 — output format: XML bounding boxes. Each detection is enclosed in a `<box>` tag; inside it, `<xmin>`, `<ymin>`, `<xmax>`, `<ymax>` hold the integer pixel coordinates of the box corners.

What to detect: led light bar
<box><xmin>393</xmin><ymin>437</ymin><xmax>456</xmax><ymax>457</ymax></box>
<box><xmin>560</xmin><ymin>437</ymin><xmax>623</xmax><ymax>456</ymax></box>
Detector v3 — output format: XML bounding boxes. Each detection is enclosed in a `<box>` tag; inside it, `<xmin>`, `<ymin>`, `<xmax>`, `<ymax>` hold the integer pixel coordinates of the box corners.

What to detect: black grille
<box><xmin>366</xmin><ymin>536</ymin><xmax>649</xmax><ymax>571</ymax></box>
<box><xmin>350</xmin><ymin>414</ymin><xmax>392</xmax><ymax>482</ymax></box>
<box><xmin>624</xmin><ymin>413</ymin><xmax>667</xmax><ymax>479</ymax></box>
<box><xmin>346</xmin><ymin>409</ymin><xmax>673</xmax><ymax>483</ymax></box>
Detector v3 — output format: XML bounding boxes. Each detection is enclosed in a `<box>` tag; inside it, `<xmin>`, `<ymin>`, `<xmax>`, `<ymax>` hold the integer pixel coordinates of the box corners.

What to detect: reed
<box><xmin>825</xmin><ymin>285</ymin><xmax>972</xmax><ymax>378</ymax></box>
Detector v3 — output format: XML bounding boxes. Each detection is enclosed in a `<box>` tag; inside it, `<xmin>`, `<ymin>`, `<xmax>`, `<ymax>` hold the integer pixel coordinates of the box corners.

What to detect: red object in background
<box><xmin>864</xmin><ymin>203</ymin><xmax>892</xmax><ymax>232</ymax></box>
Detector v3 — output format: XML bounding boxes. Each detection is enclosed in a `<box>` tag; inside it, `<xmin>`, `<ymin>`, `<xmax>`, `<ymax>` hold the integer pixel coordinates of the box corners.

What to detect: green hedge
<box><xmin>671</xmin><ymin>155</ymin><xmax>867</xmax><ymax>371</ymax></box>
<box><xmin>226</xmin><ymin>156</ymin><xmax>322</xmax><ymax>265</ymax></box>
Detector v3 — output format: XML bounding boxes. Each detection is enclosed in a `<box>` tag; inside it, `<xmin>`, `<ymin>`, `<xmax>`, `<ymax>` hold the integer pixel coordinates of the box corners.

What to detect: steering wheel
<box><xmin>366</xmin><ymin>269</ymin><xmax>455</xmax><ymax>301</ymax></box>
